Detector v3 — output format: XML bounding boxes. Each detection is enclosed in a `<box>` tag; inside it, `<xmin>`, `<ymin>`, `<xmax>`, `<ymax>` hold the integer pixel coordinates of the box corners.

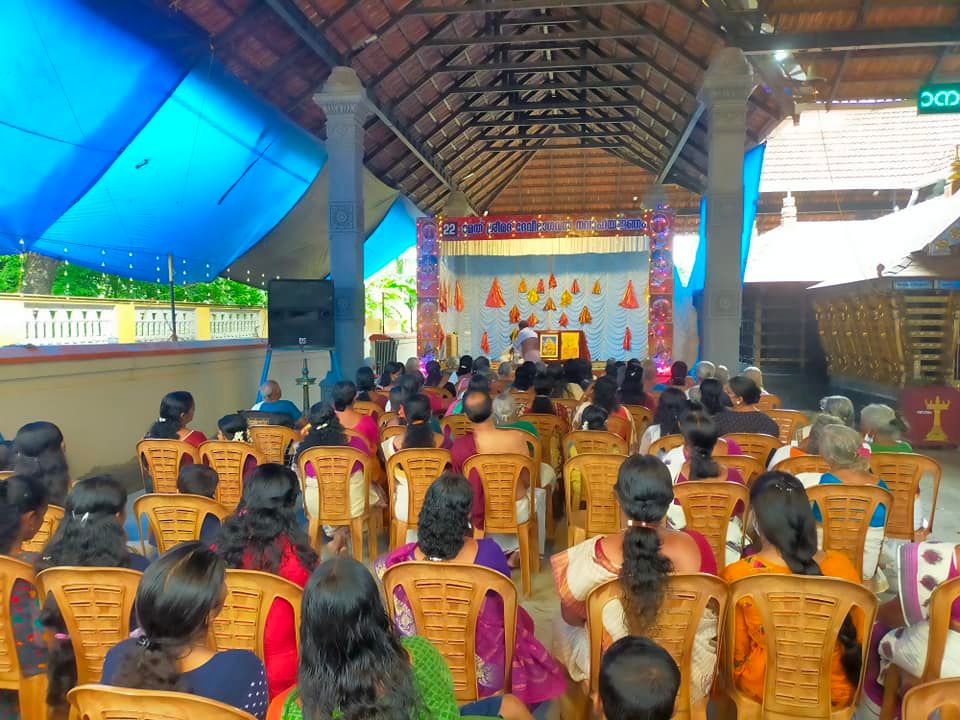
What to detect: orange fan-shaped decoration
<box><xmin>548</xmin><ymin>273</ymin><xmax>557</xmax><ymax>289</ymax></box>
<box><xmin>481</xmin><ymin>331</ymin><xmax>490</xmax><ymax>354</ymax></box>
<box><xmin>558</xmin><ymin>312</ymin><xmax>569</xmax><ymax>328</ymax></box>
<box><xmin>485</xmin><ymin>278</ymin><xmax>506</xmax><ymax>308</ymax></box>
<box><xmin>578</xmin><ymin>306</ymin><xmax>592</xmax><ymax>324</ymax></box>
<box><xmin>527</xmin><ymin>314</ymin><xmax>539</xmax><ymax>327</ymax></box>
<box><xmin>518</xmin><ymin>278</ymin><xmax>527</xmax><ymax>293</ymax></box>
<box><xmin>592</xmin><ymin>279</ymin><xmax>602</xmax><ymax>295</ymax></box>
<box><xmin>619</xmin><ymin>280</ymin><xmax>640</xmax><ymax>309</ymax></box>
<box><xmin>508</xmin><ymin>304</ymin><xmax>520</xmax><ymax>323</ymax></box>
<box><xmin>543</xmin><ymin>297</ymin><xmax>557</xmax><ymax>311</ymax></box>
<box><xmin>560</xmin><ymin>289</ymin><xmax>573</xmax><ymax>307</ymax></box>
<box><xmin>623</xmin><ymin>326</ymin><xmax>632</xmax><ymax>350</ymax></box>
<box><xmin>454</xmin><ymin>280</ymin><xmax>464</xmax><ymax>312</ymax></box>
<box><xmin>571</xmin><ymin>279</ymin><xmax>581</xmax><ymax>294</ymax></box>
<box><xmin>438</xmin><ymin>281</ymin><xmax>448</xmax><ymax>312</ymax></box>
<box><xmin>536</xmin><ymin>278</ymin><xmax>545</xmax><ymax>294</ymax></box>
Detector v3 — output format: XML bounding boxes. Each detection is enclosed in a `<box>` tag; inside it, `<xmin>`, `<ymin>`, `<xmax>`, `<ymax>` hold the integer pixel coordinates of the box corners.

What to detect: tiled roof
<box><xmin>760</xmin><ymin>106</ymin><xmax>960</xmax><ymax>193</ymax></box>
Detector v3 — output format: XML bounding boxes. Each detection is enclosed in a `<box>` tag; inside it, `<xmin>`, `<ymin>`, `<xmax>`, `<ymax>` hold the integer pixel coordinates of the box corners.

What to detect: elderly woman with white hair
<box><xmin>815</xmin><ymin>424</ymin><xmax>891</xmax><ymax>584</ymax></box>
<box><xmin>687</xmin><ymin>360</ymin><xmax>716</xmax><ymax>403</ymax></box>
<box><xmin>742</xmin><ymin>366</ymin><xmax>769</xmax><ymax>396</ymax></box>
<box><xmin>861</xmin><ymin>403</ymin><xmax>913</xmax><ymax>453</ymax></box>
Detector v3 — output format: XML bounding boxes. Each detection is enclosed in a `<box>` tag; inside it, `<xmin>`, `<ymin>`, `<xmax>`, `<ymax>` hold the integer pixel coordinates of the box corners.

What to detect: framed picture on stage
<box><xmin>540</xmin><ymin>332</ymin><xmax>560</xmax><ymax>360</ymax></box>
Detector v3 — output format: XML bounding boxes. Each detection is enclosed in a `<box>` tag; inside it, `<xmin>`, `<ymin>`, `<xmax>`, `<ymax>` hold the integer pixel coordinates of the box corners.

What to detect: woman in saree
<box><xmin>376</xmin><ymin>472</ymin><xmax>566</xmax><ymax>707</ymax></box>
<box><xmin>550</xmin><ymin>455</ymin><xmax>718</xmax><ymax>699</ymax></box>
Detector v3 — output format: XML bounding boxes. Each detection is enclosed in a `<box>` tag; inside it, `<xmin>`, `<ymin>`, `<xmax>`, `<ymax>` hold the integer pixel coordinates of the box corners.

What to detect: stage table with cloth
<box><xmin>414</xmin><ymin>211</ymin><xmax>676</xmax><ymax>365</ymax></box>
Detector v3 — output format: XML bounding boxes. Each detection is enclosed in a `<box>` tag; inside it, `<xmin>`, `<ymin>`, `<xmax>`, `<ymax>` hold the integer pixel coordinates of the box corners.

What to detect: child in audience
<box><xmin>12</xmin><ymin>421</ymin><xmax>71</xmax><ymax>505</ymax></box>
<box><xmin>145</xmin><ymin>391</ymin><xmax>206</xmax><ymax>448</ymax></box>
<box><xmin>177</xmin><ymin>464</ymin><xmax>222</xmax><ymax>544</ymax></box>
<box><xmin>599</xmin><ymin>636</ymin><xmax>681</xmax><ymax>720</ymax></box>
<box><xmin>36</xmin><ymin>475</ymin><xmax>149</xmax><ymax>713</ymax></box>
<box><xmin>215</xmin><ymin>464</ymin><xmax>317</xmax><ymax>699</ymax></box>
<box><xmin>101</xmin><ymin>542</ymin><xmax>267</xmax><ymax>719</ymax></box>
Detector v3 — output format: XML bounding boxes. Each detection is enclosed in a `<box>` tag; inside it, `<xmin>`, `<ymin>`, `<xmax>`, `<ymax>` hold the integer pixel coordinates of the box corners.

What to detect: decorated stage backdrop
<box><xmin>416</xmin><ymin>210</ymin><xmax>674</xmax><ymax>365</ymax></box>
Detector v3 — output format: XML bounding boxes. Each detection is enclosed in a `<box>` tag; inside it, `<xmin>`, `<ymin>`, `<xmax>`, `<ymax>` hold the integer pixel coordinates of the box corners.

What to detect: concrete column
<box><xmin>699</xmin><ymin>48</ymin><xmax>754</xmax><ymax>370</ymax></box>
<box><xmin>443</xmin><ymin>189</ymin><xmax>475</xmax><ymax>217</ymax></box>
<box><xmin>314</xmin><ymin>67</ymin><xmax>370</xmax><ymax>378</ymax></box>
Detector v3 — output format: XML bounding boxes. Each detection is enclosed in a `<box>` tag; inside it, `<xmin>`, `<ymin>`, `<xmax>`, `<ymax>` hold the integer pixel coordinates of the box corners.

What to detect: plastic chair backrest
<box><xmin>382</xmin><ymin>561</ymin><xmax>517</xmax><ymax>703</ymax></box>
<box><xmin>868</xmin><ymin>452</ymin><xmax>941</xmax><ymax>540</ymax></box>
<box><xmin>134</xmin><ymin>494</ymin><xmax>229</xmax><ymax>554</ymax></box>
<box><xmin>36</xmin><ymin>567</ymin><xmax>142</xmax><ymax>684</ymax></box>
<box><xmin>605</xmin><ymin>415</ymin><xmax>632</xmax><ymax>445</ymax></box>
<box><xmin>386</xmin><ymin>448</ymin><xmax>453</xmax><ymax>532</ymax></box>
<box><xmin>756</xmin><ymin>394</ymin><xmax>782</xmax><ymax>412</ymax></box>
<box><xmin>713</xmin><ymin>455</ymin><xmax>765</xmax><ymax>486</ymax></box>
<box><xmin>199</xmin><ymin>441</ymin><xmax>265</xmax><ymax>510</ymax></box>
<box><xmin>248</xmin><ymin>425</ymin><xmax>301</xmax><ymax>465</ymax></box>
<box><xmin>554</xmin><ymin>397</ymin><xmax>580</xmax><ymax>417</ymax></box>
<box><xmin>624</xmin><ymin>404</ymin><xmax>653</xmax><ymax>436</ymax></box>
<box><xmin>67</xmin><ymin>684</ymin><xmax>256</xmax><ymax>719</ymax></box>
<box><xmin>136</xmin><ymin>439</ymin><xmax>200</xmax><ymax>494</ymax></box>
<box><xmin>0</xmin><ymin>472</ymin><xmax>12</xmax><ymax>482</ymax></box>
<box><xmin>353</xmin><ymin>400</ymin><xmax>382</xmax><ymax>419</ymax></box>
<box><xmin>902</xmin><ymin>678</ymin><xmax>960</xmax><ymax>720</ymax></box>
<box><xmin>462</xmin><ymin>454</ymin><xmax>536</xmax><ymax>534</ymax></box>
<box><xmin>522</xmin><ymin>413</ymin><xmax>566</xmax><ymax>470</ymax></box>
<box><xmin>0</xmin><ymin>556</ymin><xmax>36</xmax><ymax>687</ymax></box>
<box><xmin>723</xmin><ymin>433</ymin><xmax>781</xmax><ymax>465</ymax></box>
<box><xmin>773</xmin><ymin>454</ymin><xmax>832</xmax><ymax>476</ymax></box>
<box><xmin>296</xmin><ymin>446</ymin><xmax>373</xmax><ymax>535</ymax></box>
<box><xmin>806</xmin><ymin>484</ymin><xmax>892</xmax><ymax>579</ymax></box>
<box><xmin>921</xmin><ymin>575</ymin><xmax>960</xmax><ymax>682</ymax></box>
<box><xmin>648</xmin><ymin>434</ymin><xmax>684</xmax><ymax>457</ymax></box>
<box><xmin>440</xmin><ymin>415</ymin><xmax>474</xmax><ymax>439</ymax></box>
<box><xmin>587</xmin><ymin>574</ymin><xmax>728</xmax><ymax>718</ymax></box>
<box><xmin>21</xmin><ymin>504</ymin><xmax>64</xmax><ymax>554</ymax></box>
<box><xmin>380</xmin><ymin>424</ymin><xmax>406</xmax><ymax>443</ymax></box>
<box><xmin>673</xmin><ymin>481</ymin><xmax>749</xmax><ymax>570</ymax></box>
<box><xmin>767</xmin><ymin>409</ymin><xmax>809</xmax><ymax>444</ymax></box>
<box><xmin>564</xmin><ymin>454</ymin><xmax>625</xmax><ymax>537</ymax></box>
<box><xmin>377</xmin><ymin>411</ymin><xmax>399</xmax><ymax>429</ymax></box>
<box><xmin>213</xmin><ymin>569</ymin><xmax>303</xmax><ymax>661</ymax></box>
<box><xmin>509</xmin><ymin>389</ymin><xmax>533</xmax><ymax>411</ymax></box>
<box><xmin>563</xmin><ymin>430</ymin><xmax>628</xmax><ymax>458</ymax></box>
<box><xmin>724</xmin><ymin>574</ymin><xmax>878</xmax><ymax>719</ymax></box>
<box><xmin>343</xmin><ymin>428</ymin><xmax>373</xmax><ymax>453</ymax></box>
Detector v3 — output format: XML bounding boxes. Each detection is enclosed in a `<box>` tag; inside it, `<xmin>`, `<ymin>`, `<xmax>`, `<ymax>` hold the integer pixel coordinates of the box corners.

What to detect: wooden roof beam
<box><xmin>445</xmin><ymin>78</ymin><xmax>649</xmax><ymax>93</ymax></box>
<box><xmin>405</xmin><ymin>0</ymin><xmax>653</xmax><ymax>16</ymax></box>
<box><xmin>735</xmin><ymin>27</ymin><xmax>960</xmax><ymax>54</ymax></box>
<box><xmin>422</xmin><ymin>28</ymin><xmax>653</xmax><ymax>46</ymax></box>
<box><xmin>436</xmin><ymin>56</ymin><xmax>648</xmax><ymax>73</ymax></box>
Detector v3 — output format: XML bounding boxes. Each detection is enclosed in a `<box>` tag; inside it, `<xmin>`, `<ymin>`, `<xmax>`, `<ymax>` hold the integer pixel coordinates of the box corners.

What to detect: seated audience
<box><xmin>405</xmin><ymin>357</ymin><xmax>421</xmax><ymax>376</ymax></box>
<box><xmin>599</xmin><ymin>636</ymin><xmax>681</xmax><ymax>720</ymax></box>
<box><xmin>444</xmin><ymin>372</ymin><xmax>491</xmax><ymax>418</ymax></box>
<box><xmin>705</xmin><ymin>377</ymin><xmax>779</xmax><ymax>438</ymax></box>
<box><xmin>356</xmin><ymin>366</ymin><xmax>386</xmax><ymax>411</ymax></box>
<box><xmin>331</xmin><ymin>381</ymin><xmax>379</xmax><ymax>450</ymax></box>
<box><xmin>551</xmin><ymin>455</ymin><xmax>717</xmax><ymax>693</ymax></box>
<box><xmin>216</xmin><ymin>413</ymin><xmax>258</xmax><ymax>480</ymax></box>
<box><xmin>376</xmin><ymin>473</ymin><xmax>566</xmax><ymax>706</ymax></box>
<box><xmin>575</xmin><ymin>376</ymin><xmax>636</xmax><ymax>446</ymax></box>
<box><xmin>497</xmin><ymin>360</ymin><xmax>516</xmax><ymax>392</ymax></box>
<box><xmin>743</xmin><ymin>366</ymin><xmax>769</xmax><ymax>396</ymax></box>
<box><xmin>215</xmin><ymin>464</ymin><xmax>317</xmax><ymax>698</ymax></box>
<box><xmin>715</xmin><ymin>364</ymin><xmax>730</xmax><ymax>388</ymax></box>
<box><xmin>638</xmin><ymin>387</ymin><xmax>689</xmax><ymax>455</ymax></box>
<box><xmin>724</xmin><ymin>472</ymin><xmax>863</xmax><ymax>707</ymax></box>
<box><xmin>820</xmin><ymin>395</ymin><xmax>856</xmax><ymax>428</ymax></box>
<box><xmin>619</xmin><ymin>360</ymin><xmax>653</xmax><ymax>409</ymax></box>
<box><xmin>641</xmin><ymin>358</ymin><xmax>658</xmax><ymax>395</ymax></box>
<box><xmin>36</xmin><ymin>475</ymin><xmax>149</xmax><ymax>712</ymax></box>
<box><xmin>268</xmin><ymin>556</ymin><xmax>533</xmax><ymax>720</ymax></box>
<box><xmin>176</xmin><ymin>464</ymin><xmax>222</xmax><ymax>544</ymax></box>
<box><xmin>457</xmin><ymin>356</ymin><xmax>492</xmax><ymax>394</ymax></box>
<box><xmin>145</xmin><ymin>390</ymin><xmax>207</xmax><ymax>448</ymax></box>
<box><xmin>687</xmin><ymin>360</ymin><xmax>716</xmax><ymax>404</ymax></box>
<box><xmin>861</xmin><ymin>403</ymin><xmax>912</xmax><ymax>453</ymax></box>
<box><xmin>528</xmin><ymin>372</ymin><xmax>569</xmax><ymax>420</ymax></box>
<box><xmin>654</xmin><ymin>361</ymin><xmax>693</xmax><ymax>391</ymax></box>
<box><xmin>816</xmin><ymin>424</ymin><xmax>890</xmax><ymax>583</ymax></box>
<box><xmin>0</xmin><ymin>474</ymin><xmax>50</xmax><ymax>717</ymax></box>
<box><xmin>378</xmin><ymin>361</ymin><xmax>404</xmax><ymax>391</ymax></box>
<box><xmin>252</xmin><ymin>380</ymin><xmax>304</xmax><ymax>426</ymax></box>
<box><xmin>563</xmin><ymin>358</ymin><xmax>591</xmax><ymax>400</ymax></box>
<box><xmin>449</xmin><ymin>354</ymin><xmax>473</xmax><ymax>387</ymax></box>
<box><xmin>101</xmin><ymin>542</ymin><xmax>268</xmax><ymax>719</ymax></box>
<box><xmin>493</xmin><ymin>393</ymin><xmax>539</xmax><ymax>437</ymax></box>
<box><xmin>12</xmin><ymin>421</ymin><xmax>71</xmax><ymax>505</ymax></box>
<box><xmin>512</xmin><ymin>361</ymin><xmax>537</xmax><ymax>393</ymax></box>
<box><xmin>767</xmin><ymin>412</ymin><xmax>844</xmax><ymax>480</ymax></box>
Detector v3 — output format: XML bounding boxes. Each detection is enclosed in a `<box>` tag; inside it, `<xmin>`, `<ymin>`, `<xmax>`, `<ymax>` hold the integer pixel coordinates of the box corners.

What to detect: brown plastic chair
<box><xmin>714</xmin><ymin>455</ymin><xmax>765</xmax><ymax>486</ymax></box>
<box><xmin>869</xmin><ymin>452</ymin><xmax>941</xmax><ymax>540</ymax></box>
<box><xmin>136</xmin><ymin>439</ymin><xmax>200</xmax><ymax>494</ymax></box>
<box><xmin>903</xmin><ymin>678</ymin><xmax>960</xmax><ymax>720</ymax></box>
<box><xmin>353</xmin><ymin>400</ymin><xmax>383</xmax><ymax>419</ymax></box>
<box><xmin>879</xmin><ymin>575</ymin><xmax>960</xmax><ymax>719</ymax></box>
<box><xmin>723</xmin><ymin>432</ymin><xmax>782</xmax><ymax>466</ymax></box>
<box><xmin>67</xmin><ymin>684</ymin><xmax>256</xmax><ymax>719</ymax></box>
<box><xmin>20</xmin><ymin>503</ymin><xmax>64</xmax><ymax>554</ymax></box>
<box><xmin>377</xmin><ymin>411</ymin><xmax>399</xmax><ymax>429</ymax></box>
<box><xmin>806</xmin><ymin>484</ymin><xmax>892</xmax><ymax>579</ymax></box>
<box><xmin>722</xmin><ymin>574</ymin><xmax>878</xmax><ymax>720</ymax></box>
<box><xmin>554</xmin><ymin>397</ymin><xmax>581</xmax><ymax>417</ymax></box>
<box><xmin>773</xmin><ymin>454</ymin><xmax>832</xmax><ymax>476</ymax></box>
<box><xmin>563</xmin><ymin>430</ymin><xmax>628</xmax><ymax>459</ymax></box>
<box><xmin>587</xmin><ymin>574</ymin><xmax>728</xmax><ymax>720</ymax></box>
<box><xmin>563</xmin><ymin>454</ymin><xmax>625</xmax><ymax>547</ymax></box>
<box><xmin>509</xmin><ymin>389</ymin><xmax>534</xmax><ymax>412</ymax></box>
<box><xmin>755</xmin><ymin>394</ymin><xmax>782</xmax><ymax>412</ymax></box>
<box><xmin>767</xmin><ymin>409</ymin><xmax>809</xmax><ymax>445</ymax></box>
<box><xmin>386</xmin><ymin>448</ymin><xmax>452</xmax><ymax>549</ymax></box>
<box><xmin>382</xmin><ymin>561</ymin><xmax>517</xmax><ymax>703</ymax></box>
<box><xmin>0</xmin><ymin>557</ymin><xmax>47</xmax><ymax>719</ymax></box>
<box><xmin>440</xmin><ymin>414</ymin><xmax>474</xmax><ymax>440</ymax></box>
<box><xmin>343</xmin><ymin>427</ymin><xmax>374</xmax><ymax>453</ymax></box>
<box><xmin>36</xmin><ymin>567</ymin><xmax>142</xmax><ymax>685</ymax></box>
<box><xmin>380</xmin><ymin>424</ymin><xmax>406</xmax><ymax>443</ymax></box>
<box><xmin>648</xmin><ymin>433</ymin><xmax>684</xmax><ymax>457</ymax></box>
<box><xmin>0</xmin><ymin>471</ymin><xmax>13</xmax><ymax>481</ymax></box>
<box><xmin>522</xmin><ymin>413</ymin><xmax>567</xmax><ymax>474</ymax></box>
<box><xmin>673</xmin><ymin>481</ymin><xmax>749</xmax><ymax>570</ymax></box>
<box><xmin>624</xmin><ymin>404</ymin><xmax>653</xmax><ymax>437</ymax></box>
<box><xmin>199</xmin><ymin>441</ymin><xmax>265</xmax><ymax>510</ymax></box>
<box><xmin>134</xmin><ymin>494</ymin><xmax>229</xmax><ymax>554</ymax></box>
<box><xmin>462</xmin><ymin>453</ymin><xmax>539</xmax><ymax>597</ymax></box>
<box><xmin>212</xmin><ymin>569</ymin><xmax>303</xmax><ymax>661</ymax></box>
<box><xmin>248</xmin><ymin>425</ymin><xmax>300</xmax><ymax>464</ymax></box>
<box><xmin>296</xmin><ymin>446</ymin><xmax>380</xmax><ymax>561</ymax></box>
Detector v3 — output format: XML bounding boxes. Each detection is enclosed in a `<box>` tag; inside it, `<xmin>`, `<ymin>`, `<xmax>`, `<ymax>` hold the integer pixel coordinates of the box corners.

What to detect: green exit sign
<box><xmin>918</xmin><ymin>83</ymin><xmax>960</xmax><ymax>114</ymax></box>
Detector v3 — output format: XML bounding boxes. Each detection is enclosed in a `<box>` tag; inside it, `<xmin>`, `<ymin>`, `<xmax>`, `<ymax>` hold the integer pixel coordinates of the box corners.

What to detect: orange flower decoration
<box><xmin>508</xmin><ymin>304</ymin><xmax>520</xmax><ymax>323</ymax></box>
<box><xmin>536</xmin><ymin>278</ymin><xmax>545</xmax><ymax>294</ymax></box>
<box><xmin>454</xmin><ymin>280</ymin><xmax>464</xmax><ymax>312</ymax></box>
<box><xmin>578</xmin><ymin>306</ymin><xmax>592</xmax><ymax>324</ymax></box>
<box><xmin>481</xmin><ymin>331</ymin><xmax>490</xmax><ymax>354</ymax></box>
<box><xmin>543</xmin><ymin>297</ymin><xmax>557</xmax><ymax>311</ymax></box>
<box><xmin>592</xmin><ymin>279</ymin><xmax>602</xmax><ymax>295</ymax></box>
<box><xmin>571</xmin><ymin>279</ymin><xmax>581</xmax><ymax>294</ymax></box>
<box><xmin>527</xmin><ymin>313</ymin><xmax>539</xmax><ymax>327</ymax></box>
<box><xmin>548</xmin><ymin>273</ymin><xmax>557</xmax><ymax>289</ymax></box>
<box><xmin>560</xmin><ymin>289</ymin><xmax>573</xmax><ymax>307</ymax></box>
<box><xmin>518</xmin><ymin>278</ymin><xmax>527</xmax><ymax>293</ymax></box>
<box><xmin>558</xmin><ymin>312</ymin><xmax>569</xmax><ymax>328</ymax></box>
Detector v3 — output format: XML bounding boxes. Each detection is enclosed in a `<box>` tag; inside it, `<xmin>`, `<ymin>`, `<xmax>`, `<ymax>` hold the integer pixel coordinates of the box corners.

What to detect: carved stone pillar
<box><xmin>314</xmin><ymin>67</ymin><xmax>370</xmax><ymax>378</ymax></box>
<box><xmin>700</xmin><ymin>48</ymin><xmax>755</xmax><ymax>369</ymax></box>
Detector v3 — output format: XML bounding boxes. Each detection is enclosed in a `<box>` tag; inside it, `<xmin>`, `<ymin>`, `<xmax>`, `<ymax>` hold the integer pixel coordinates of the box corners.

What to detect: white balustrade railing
<box><xmin>135</xmin><ymin>307</ymin><xmax>198</xmax><ymax>342</ymax></box>
<box><xmin>210</xmin><ymin>309</ymin><xmax>262</xmax><ymax>339</ymax></box>
<box><xmin>23</xmin><ymin>305</ymin><xmax>117</xmax><ymax>345</ymax></box>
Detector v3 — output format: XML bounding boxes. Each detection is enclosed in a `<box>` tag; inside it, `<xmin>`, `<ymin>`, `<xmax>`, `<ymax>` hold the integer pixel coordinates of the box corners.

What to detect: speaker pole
<box><xmin>168</xmin><ymin>253</ymin><xmax>178</xmax><ymax>342</ymax></box>
<box><xmin>255</xmin><ymin>346</ymin><xmax>273</xmax><ymax>405</ymax></box>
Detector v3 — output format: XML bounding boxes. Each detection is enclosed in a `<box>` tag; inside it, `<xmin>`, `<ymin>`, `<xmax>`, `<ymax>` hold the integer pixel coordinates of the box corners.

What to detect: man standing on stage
<box><xmin>513</xmin><ymin>320</ymin><xmax>541</xmax><ymax>363</ymax></box>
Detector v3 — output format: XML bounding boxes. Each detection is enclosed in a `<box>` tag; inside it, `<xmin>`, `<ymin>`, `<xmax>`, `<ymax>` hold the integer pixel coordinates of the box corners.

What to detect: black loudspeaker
<box><xmin>267</xmin><ymin>279</ymin><xmax>335</xmax><ymax>348</ymax></box>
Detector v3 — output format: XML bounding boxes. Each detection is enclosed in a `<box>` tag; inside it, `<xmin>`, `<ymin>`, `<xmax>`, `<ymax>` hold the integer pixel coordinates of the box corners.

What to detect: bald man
<box><xmin>251</xmin><ymin>380</ymin><xmax>304</xmax><ymax>426</ymax></box>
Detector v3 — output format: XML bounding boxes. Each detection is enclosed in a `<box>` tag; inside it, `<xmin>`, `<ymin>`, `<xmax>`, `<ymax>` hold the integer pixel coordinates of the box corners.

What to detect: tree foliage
<box><xmin>365</xmin><ymin>257</ymin><xmax>417</xmax><ymax>332</ymax></box>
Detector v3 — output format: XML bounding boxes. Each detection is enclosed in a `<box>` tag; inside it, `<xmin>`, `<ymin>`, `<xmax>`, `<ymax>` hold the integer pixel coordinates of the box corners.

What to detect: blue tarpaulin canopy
<box><xmin>0</xmin><ymin>0</ymin><xmax>419</xmax><ymax>284</ymax></box>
